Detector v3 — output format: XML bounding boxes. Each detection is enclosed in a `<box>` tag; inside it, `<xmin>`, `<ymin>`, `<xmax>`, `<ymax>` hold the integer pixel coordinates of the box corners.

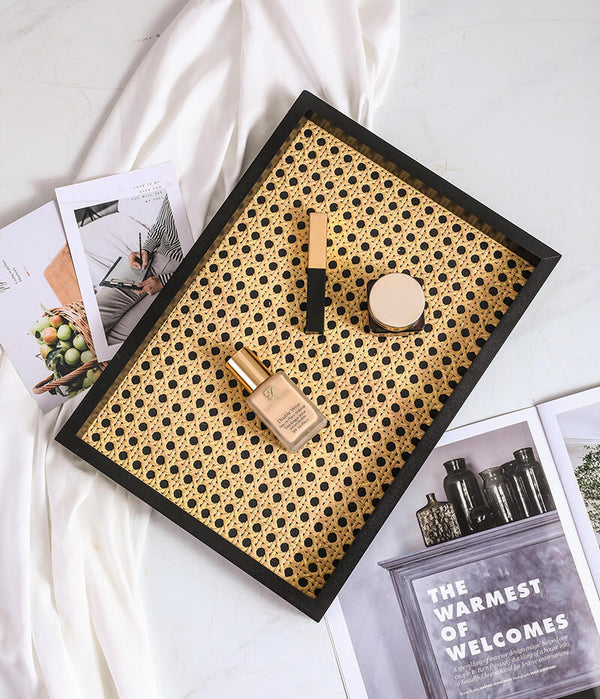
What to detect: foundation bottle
<box><xmin>226</xmin><ymin>347</ymin><xmax>327</xmax><ymax>451</ymax></box>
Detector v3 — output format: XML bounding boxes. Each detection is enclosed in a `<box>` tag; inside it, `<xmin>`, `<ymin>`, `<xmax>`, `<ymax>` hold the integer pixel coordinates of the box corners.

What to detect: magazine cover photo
<box><xmin>327</xmin><ymin>408</ymin><xmax>600</xmax><ymax>699</ymax></box>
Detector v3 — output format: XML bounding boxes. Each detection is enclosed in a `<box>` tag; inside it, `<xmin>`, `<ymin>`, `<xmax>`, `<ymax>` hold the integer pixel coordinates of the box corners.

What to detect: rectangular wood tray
<box><xmin>56</xmin><ymin>92</ymin><xmax>560</xmax><ymax>620</ymax></box>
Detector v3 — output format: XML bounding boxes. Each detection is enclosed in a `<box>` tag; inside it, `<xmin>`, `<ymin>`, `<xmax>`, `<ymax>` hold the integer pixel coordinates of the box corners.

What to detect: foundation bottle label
<box><xmin>250</xmin><ymin>373</ymin><xmax>317</xmax><ymax>443</ymax></box>
<box><xmin>246</xmin><ymin>372</ymin><xmax>325</xmax><ymax>450</ymax></box>
<box><xmin>274</xmin><ymin>400</ymin><xmax>311</xmax><ymax>435</ymax></box>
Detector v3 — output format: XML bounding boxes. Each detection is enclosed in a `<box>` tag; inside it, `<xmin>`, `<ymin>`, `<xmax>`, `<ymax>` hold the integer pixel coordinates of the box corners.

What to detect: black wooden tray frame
<box><xmin>56</xmin><ymin>91</ymin><xmax>560</xmax><ymax>621</ymax></box>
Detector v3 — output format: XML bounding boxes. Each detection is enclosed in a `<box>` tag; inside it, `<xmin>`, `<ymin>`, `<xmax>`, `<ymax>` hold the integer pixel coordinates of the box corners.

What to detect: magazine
<box><xmin>326</xmin><ymin>391</ymin><xmax>600</xmax><ymax>699</ymax></box>
<box><xmin>55</xmin><ymin>162</ymin><xmax>193</xmax><ymax>361</ymax></box>
<box><xmin>0</xmin><ymin>202</ymin><xmax>100</xmax><ymax>412</ymax></box>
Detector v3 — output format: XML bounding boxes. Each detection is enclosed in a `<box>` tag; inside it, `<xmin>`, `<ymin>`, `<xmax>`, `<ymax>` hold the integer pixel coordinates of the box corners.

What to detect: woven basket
<box><xmin>33</xmin><ymin>300</ymin><xmax>102</xmax><ymax>394</ymax></box>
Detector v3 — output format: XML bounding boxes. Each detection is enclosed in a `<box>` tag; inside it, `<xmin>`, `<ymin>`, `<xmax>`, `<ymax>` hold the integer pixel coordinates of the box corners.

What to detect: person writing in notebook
<box><xmin>96</xmin><ymin>194</ymin><xmax>183</xmax><ymax>344</ymax></box>
<box><xmin>127</xmin><ymin>194</ymin><xmax>184</xmax><ymax>294</ymax></box>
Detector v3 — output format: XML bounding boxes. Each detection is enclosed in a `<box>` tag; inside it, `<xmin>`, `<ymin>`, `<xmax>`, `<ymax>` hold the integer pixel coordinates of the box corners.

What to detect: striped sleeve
<box><xmin>158</xmin><ymin>272</ymin><xmax>171</xmax><ymax>288</ymax></box>
<box><xmin>142</xmin><ymin>195</ymin><xmax>183</xmax><ymax>262</ymax></box>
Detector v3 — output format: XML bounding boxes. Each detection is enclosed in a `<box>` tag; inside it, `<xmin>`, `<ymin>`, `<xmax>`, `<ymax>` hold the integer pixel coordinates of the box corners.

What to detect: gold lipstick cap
<box><xmin>226</xmin><ymin>347</ymin><xmax>273</xmax><ymax>392</ymax></box>
<box><xmin>308</xmin><ymin>212</ymin><xmax>328</xmax><ymax>269</ymax></box>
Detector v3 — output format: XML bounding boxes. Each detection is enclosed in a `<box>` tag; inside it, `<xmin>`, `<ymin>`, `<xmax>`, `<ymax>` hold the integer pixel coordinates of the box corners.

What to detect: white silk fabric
<box><xmin>0</xmin><ymin>1</ymin><xmax>400</xmax><ymax>697</ymax></box>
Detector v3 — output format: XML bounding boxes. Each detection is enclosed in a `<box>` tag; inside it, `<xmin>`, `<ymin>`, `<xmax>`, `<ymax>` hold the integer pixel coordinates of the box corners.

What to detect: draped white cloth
<box><xmin>0</xmin><ymin>1</ymin><xmax>400</xmax><ymax>696</ymax></box>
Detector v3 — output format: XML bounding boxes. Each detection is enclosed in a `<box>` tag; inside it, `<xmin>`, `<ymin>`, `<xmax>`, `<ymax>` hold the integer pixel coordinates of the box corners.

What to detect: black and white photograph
<box><xmin>326</xmin><ymin>409</ymin><xmax>600</xmax><ymax>699</ymax></box>
<box><xmin>382</xmin><ymin>513</ymin><xmax>600</xmax><ymax>699</ymax></box>
<box><xmin>56</xmin><ymin>163</ymin><xmax>193</xmax><ymax>361</ymax></box>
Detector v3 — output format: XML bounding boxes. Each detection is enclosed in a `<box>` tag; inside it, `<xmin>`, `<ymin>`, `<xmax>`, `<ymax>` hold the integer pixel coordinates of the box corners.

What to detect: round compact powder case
<box><xmin>367</xmin><ymin>272</ymin><xmax>425</xmax><ymax>334</ymax></box>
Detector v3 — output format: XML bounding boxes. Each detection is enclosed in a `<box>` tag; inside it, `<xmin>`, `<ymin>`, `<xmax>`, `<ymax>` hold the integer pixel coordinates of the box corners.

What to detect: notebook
<box><xmin>99</xmin><ymin>255</ymin><xmax>151</xmax><ymax>290</ymax></box>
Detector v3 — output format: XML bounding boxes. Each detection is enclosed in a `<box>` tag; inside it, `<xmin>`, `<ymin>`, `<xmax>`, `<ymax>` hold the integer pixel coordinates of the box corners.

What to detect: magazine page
<box><xmin>55</xmin><ymin>162</ymin><xmax>193</xmax><ymax>361</ymax></box>
<box><xmin>538</xmin><ymin>387</ymin><xmax>600</xmax><ymax>599</ymax></box>
<box><xmin>0</xmin><ymin>202</ymin><xmax>103</xmax><ymax>412</ymax></box>
<box><xmin>326</xmin><ymin>409</ymin><xmax>600</xmax><ymax>699</ymax></box>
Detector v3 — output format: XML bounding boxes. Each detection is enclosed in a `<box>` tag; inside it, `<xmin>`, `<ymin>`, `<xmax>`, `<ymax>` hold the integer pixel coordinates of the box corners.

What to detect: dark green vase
<box><xmin>443</xmin><ymin>458</ymin><xmax>495</xmax><ymax>534</ymax></box>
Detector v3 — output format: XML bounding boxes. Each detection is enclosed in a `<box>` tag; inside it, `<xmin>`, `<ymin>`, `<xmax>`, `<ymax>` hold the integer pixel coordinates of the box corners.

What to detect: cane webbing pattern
<box><xmin>79</xmin><ymin>118</ymin><xmax>534</xmax><ymax>597</ymax></box>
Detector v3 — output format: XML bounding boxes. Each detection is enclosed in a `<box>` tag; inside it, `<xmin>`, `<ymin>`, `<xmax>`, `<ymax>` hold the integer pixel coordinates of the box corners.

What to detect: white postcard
<box><xmin>0</xmin><ymin>203</ymin><xmax>101</xmax><ymax>412</ymax></box>
<box><xmin>55</xmin><ymin>163</ymin><xmax>193</xmax><ymax>361</ymax></box>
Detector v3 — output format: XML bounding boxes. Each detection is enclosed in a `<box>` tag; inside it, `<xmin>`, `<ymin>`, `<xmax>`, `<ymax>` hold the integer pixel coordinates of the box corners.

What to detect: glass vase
<box><xmin>480</xmin><ymin>466</ymin><xmax>521</xmax><ymax>524</ymax></box>
<box><xmin>512</xmin><ymin>447</ymin><xmax>555</xmax><ymax>514</ymax></box>
<box><xmin>502</xmin><ymin>460</ymin><xmax>532</xmax><ymax>518</ymax></box>
<box><xmin>416</xmin><ymin>493</ymin><xmax>462</xmax><ymax>547</ymax></box>
<box><xmin>443</xmin><ymin>458</ymin><xmax>495</xmax><ymax>534</ymax></box>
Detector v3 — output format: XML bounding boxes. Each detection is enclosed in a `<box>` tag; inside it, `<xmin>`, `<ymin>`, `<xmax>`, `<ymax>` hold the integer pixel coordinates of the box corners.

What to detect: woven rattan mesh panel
<box><xmin>78</xmin><ymin>117</ymin><xmax>534</xmax><ymax>598</ymax></box>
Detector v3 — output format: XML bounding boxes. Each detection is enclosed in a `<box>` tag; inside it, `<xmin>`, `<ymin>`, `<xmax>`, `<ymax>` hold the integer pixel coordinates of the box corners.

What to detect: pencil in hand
<box><xmin>138</xmin><ymin>232</ymin><xmax>144</xmax><ymax>269</ymax></box>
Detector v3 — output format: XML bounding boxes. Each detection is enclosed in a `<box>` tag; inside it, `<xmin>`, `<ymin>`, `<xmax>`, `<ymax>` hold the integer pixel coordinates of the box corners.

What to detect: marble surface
<box><xmin>1</xmin><ymin>1</ymin><xmax>599</xmax><ymax>697</ymax></box>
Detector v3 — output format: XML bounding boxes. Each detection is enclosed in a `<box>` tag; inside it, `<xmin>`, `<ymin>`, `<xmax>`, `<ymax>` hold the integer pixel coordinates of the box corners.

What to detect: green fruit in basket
<box><xmin>73</xmin><ymin>334</ymin><xmax>87</xmax><ymax>351</ymax></box>
<box><xmin>67</xmin><ymin>375</ymin><xmax>82</xmax><ymax>390</ymax></box>
<box><xmin>32</xmin><ymin>318</ymin><xmax>49</xmax><ymax>336</ymax></box>
<box><xmin>86</xmin><ymin>368</ymin><xmax>102</xmax><ymax>384</ymax></box>
<box><xmin>57</xmin><ymin>324</ymin><xmax>72</xmax><ymax>341</ymax></box>
<box><xmin>64</xmin><ymin>348</ymin><xmax>81</xmax><ymax>366</ymax></box>
<box><xmin>58</xmin><ymin>339</ymin><xmax>72</xmax><ymax>351</ymax></box>
<box><xmin>82</xmin><ymin>377</ymin><xmax>93</xmax><ymax>389</ymax></box>
<box><xmin>40</xmin><ymin>344</ymin><xmax>52</xmax><ymax>359</ymax></box>
<box><xmin>80</xmin><ymin>350</ymin><xmax>95</xmax><ymax>364</ymax></box>
<box><xmin>41</xmin><ymin>327</ymin><xmax>58</xmax><ymax>345</ymax></box>
<box><xmin>37</xmin><ymin>317</ymin><xmax>52</xmax><ymax>332</ymax></box>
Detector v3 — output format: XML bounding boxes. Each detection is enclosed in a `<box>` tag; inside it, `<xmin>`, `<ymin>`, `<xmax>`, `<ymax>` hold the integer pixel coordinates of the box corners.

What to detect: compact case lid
<box><xmin>368</xmin><ymin>273</ymin><xmax>425</xmax><ymax>331</ymax></box>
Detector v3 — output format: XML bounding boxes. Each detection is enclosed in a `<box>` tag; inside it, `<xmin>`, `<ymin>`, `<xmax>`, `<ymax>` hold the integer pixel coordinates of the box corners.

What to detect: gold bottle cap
<box><xmin>368</xmin><ymin>273</ymin><xmax>425</xmax><ymax>331</ymax></box>
<box><xmin>226</xmin><ymin>347</ymin><xmax>273</xmax><ymax>392</ymax></box>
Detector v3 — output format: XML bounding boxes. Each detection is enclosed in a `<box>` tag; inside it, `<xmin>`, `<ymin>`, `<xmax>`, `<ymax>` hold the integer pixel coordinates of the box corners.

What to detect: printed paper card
<box><xmin>0</xmin><ymin>202</ymin><xmax>101</xmax><ymax>412</ymax></box>
<box><xmin>539</xmin><ymin>386</ymin><xmax>600</xmax><ymax>597</ymax></box>
<box><xmin>56</xmin><ymin>163</ymin><xmax>193</xmax><ymax>361</ymax></box>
